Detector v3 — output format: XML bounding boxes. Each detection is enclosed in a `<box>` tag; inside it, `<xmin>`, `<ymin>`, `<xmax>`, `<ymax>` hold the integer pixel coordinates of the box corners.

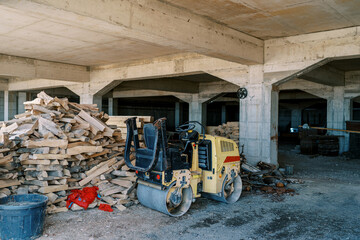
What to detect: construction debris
<box><xmin>0</xmin><ymin>91</ymin><xmax>153</xmax><ymax>214</ymax></box>
<box><xmin>241</xmin><ymin>160</ymin><xmax>300</xmax><ymax>201</ymax></box>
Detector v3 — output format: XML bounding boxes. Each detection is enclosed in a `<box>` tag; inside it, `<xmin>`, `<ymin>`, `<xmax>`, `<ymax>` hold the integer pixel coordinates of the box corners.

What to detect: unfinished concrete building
<box><xmin>1</xmin><ymin>0</ymin><xmax>359</xmax><ymax>166</ymax></box>
<box><xmin>1</xmin><ymin>1</ymin><xmax>360</xmax><ymax>239</ymax></box>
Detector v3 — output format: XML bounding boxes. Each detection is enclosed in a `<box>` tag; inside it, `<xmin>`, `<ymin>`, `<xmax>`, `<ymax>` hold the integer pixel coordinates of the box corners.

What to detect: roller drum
<box><xmin>203</xmin><ymin>175</ymin><xmax>242</xmax><ymax>203</ymax></box>
<box><xmin>137</xmin><ymin>183</ymin><xmax>193</xmax><ymax>217</ymax></box>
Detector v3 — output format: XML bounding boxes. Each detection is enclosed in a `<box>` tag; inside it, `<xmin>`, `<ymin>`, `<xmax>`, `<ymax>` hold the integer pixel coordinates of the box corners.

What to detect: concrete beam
<box><xmin>264</xmin><ymin>27</ymin><xmax>360</xmax><ymax>85</ymax></box>
<box><xmin>0</xmin><ymin>54</ymin><xmax>89</xmax><ymax>82</ymax></box>
<box><xmin>301</xmin><ymin>65</ymin><xmax>344</xmax><ymax>86</ymax></box>
<box><xmin>8</xmin><ymin>78</ymin><xmax>78</xmax><ymax>91</ymax></box>
<box><xmin>113</xmin><ymin>89</ymin><xmax>177</xmax><ymax>98</ymax></box>
<box><xmin>118</xmin><ymin>78</ymin><xmax>199</xmax><ymax>93</ymax></box>
<box><xmin>2</xmin><ymin>0</ymin><xmax>263</xmax><ymax>64</ymax></box>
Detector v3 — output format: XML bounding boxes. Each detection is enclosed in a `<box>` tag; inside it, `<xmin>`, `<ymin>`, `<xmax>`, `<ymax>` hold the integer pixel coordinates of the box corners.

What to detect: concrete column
<box><xmin>239</xmin><ymin>84</ymin><xmax>279</xmax><ymax>165</ymax></box>
<box><xmin>17</xmin><ymin>92</ymin><xmax>26</xmax><ymax>114</ymax></box>
<box><xmin>108</xmin><ymin>98</ymin><xmax>113</xmax><ymax>116</ymax></box>
<box><xmin>175</xmin><ymin>102</ymin><xmax>180</xmax><ymax>127</ymax></box>
<box><xmin>188</xmin><ymin>98</ymin><xmax>207</xmax><ymax>132</ymax></box>
<box><xmin>221</xmin><ymin>104</ymin><xmax>226</xmax><ymax>124</ymax></box>
<box><xmin>4</xmin><ymin>90</ymin><xmax>8</xmax><ymax>121</ymax></box>
<box><xmin>79</xmin><ymin>94</ymin><xmax>102</xmax><ymax>111</ymax></box>
<box><xmin>79</xmin><ymin>93</ymin><xmax>94</xmax><ymax>104</ymax></box>
<box><xmin>291</xmin><ymin>108</ymin><xmax>302</xmax><ymax>128</ymax></box>
<box><xmin>327</xmin><ymin>87</ymin><xmax>349</xmax><ymax>154</ymax></box>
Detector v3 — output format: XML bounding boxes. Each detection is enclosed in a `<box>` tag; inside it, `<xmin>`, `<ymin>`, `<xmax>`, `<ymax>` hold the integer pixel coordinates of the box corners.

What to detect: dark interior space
<box><xmin>207</xmin><ymin>93</ymin><xmax>239</xmax><ymax>126</ymax></box>
<box><xmin>114</xmin><ymin>96</ymin><xmax>188</xmax><ymax>131</ymax></box>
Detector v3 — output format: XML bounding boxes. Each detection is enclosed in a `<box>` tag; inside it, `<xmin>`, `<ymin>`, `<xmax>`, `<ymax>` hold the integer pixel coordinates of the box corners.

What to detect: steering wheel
<box><xmin>176</xmin><ymin>123</ymin><xmax>196</xmax><ymax>133</ymax></box>
<box><xmin>176</xmin><ymin>121</ymin><xmax>206</xmax><ymax>145</ymax></box>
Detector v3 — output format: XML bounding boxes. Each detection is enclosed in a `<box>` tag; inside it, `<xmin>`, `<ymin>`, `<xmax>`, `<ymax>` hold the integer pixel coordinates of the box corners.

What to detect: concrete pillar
<box><xmin>4</xmin><ymin>90</ymin><xmax>8</xmax><ymax>121</ymax></box>
<box><xmin>188</xmin><ymin>97</ymin><xmax>207</xmax><ymax>132</ymax></box>
<box><xmin>221</xmin><ymin>104</ymin><xmax>226</xmax><ymax>124</ymax></box>
<box><xmin>79</xmin><ymin>94</ymin><xmax>102</xmax><ymax>111</ymax></box>
<box><xmin>291</xmin><ymin>108</ymin><xmax>302</xmax><ymax>128</ymax></box>
<box><xmin>239</xmin><ymin>84</ymin><xmax>279</xmax><ymax>165</ymax></box>
<box><xmin>108</xmin><ymin>98</ymin><xmax>113</xmax><ymax>116</ymax></box>
<box><xmin>175</xmin><ymin>102</ymin><xmax>180</xmax><ymax>127</ymax></box>
<box><xmin>17</xmin><ymin>92</ymin><xmax>26</xmax><ymax>114</ymax></box>
<box><xmin>327</xmin><ymin>87</ymin><xmax>350</xmax><ymax>154</ymax></box>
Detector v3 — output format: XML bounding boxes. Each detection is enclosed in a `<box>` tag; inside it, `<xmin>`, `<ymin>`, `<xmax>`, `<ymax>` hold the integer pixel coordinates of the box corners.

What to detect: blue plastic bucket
<box><xmin>0</xmin><ymin>194</ymin><xmax>48</xmax><ymax>240</ymax></box>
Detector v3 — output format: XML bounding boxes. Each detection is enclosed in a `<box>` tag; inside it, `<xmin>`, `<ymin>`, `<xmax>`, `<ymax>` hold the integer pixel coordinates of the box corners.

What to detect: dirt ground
<box><xmin>39</xmin><ymin>147</ymin><xmax>360</xmax><ymax>240</ymax></box>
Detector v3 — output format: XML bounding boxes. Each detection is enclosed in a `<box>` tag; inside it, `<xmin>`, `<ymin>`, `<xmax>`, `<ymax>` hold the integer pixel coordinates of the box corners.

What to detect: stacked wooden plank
<box><xmin>206</xmin><ymin>122</ymin><xmax>240</xmax><ymax>145</ymax></box>
<box><xmin>0</xmin><ymin>132</ymin><xmax>21</xmax><ymax>198</ymax></box>
<box><xmin>107</xmin><ymin>116</ymin><xmax>154</xmax><ymax>142</ymax></box>
<box><xmin>0</xmin><ymin>91</ymin><xmax>141</xmax><ymax>214</ymax></box>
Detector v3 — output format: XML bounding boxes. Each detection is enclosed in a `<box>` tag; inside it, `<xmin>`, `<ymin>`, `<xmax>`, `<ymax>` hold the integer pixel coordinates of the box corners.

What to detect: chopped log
<box><xmin>0</xmin><ymin>179</ymin><xmax>20</xmax><ymax>188</ymax></box>
<box><xmin>38</xmin><ymin>184</ymin><xmax>68</xmax><ymax>194</ymax></box>
<box><xmin>24</xmin><ymin>139</ymin><xmax>68</xmax><ymax>149</ymax></box>
<box><xmin>67</xmin><ymin>146</ymin><xmax>103</xmax><ymax>155</ymax></box>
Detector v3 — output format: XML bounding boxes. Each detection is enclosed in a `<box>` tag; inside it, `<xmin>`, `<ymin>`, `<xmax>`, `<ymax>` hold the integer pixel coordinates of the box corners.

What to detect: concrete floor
<box><xmin>39</xmin><ymin>148</ymin><xmax>360</xmax><ymax>240</ymax></box>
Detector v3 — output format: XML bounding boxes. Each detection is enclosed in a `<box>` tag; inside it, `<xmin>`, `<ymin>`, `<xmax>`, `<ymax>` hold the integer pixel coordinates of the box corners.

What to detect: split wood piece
<box><xmin>24</xmin><ymin>98</ymin><xmax>42</xmax><ymax>106</ymax></box>
<box><xmin>30</xmin><ymin>154</ymin><xmax>70</xmax><ymax>160</ymax></box>
<box><xmin>111</xmin><ymin>170</ymin><xmax>136</xmax><ymax>177</ymax></box>
<box><xmin>54</xmin><ymin>97</ymin><xmax>69</xmax><ymax>111</ymax></box>
<box><xmin>46</xmin><ymin>192</ymin><xmax>58</xmax><ymax>203</ymax></box>
<box><xmin>38</xmin><ymin>184</ymin><xmax>68</xmax><ymax>194</ymax></box>
<box><xmin>0</xmin><ymin>122</ymin><xmax>18</xmax><ymax>134</ymax></box>
<box><xmin>14</xmin><ymin>112</ymin><xmax>32</xmax><ymax>119</ymax></box>
<box><xmin>0</xmin><ymin>179</ymin><xmax>20</xmax><ymax>188</ymax></box>
<box><xmin>115</xmin><ymin>204</ymin><xmax>126</xmax><ymax>212</ymax></box>
<box><xmin>67</xmin><ymin>146</ymin><xmax>103</xmax><ymax>155</ymax></box>
<box><xmin>59</xmin><ymin>118</ymin><xmax>76</xmax><ymax>123</ymax></box>
<box><xmin>0</xmin><ymin>154</ymin><xmax>13</xmax><ymax>165</ymax></box>
<box><xmin>111</xmin><ymin>178</ymin><xmax>133</xmax><ymax>188</ymax></box>
<box><xmin>101</xmin><ymin>196</ymin><xmax>117</xmax><ymax>206</ymax></box>
<box><xmin>101</xmin><ymin>186</ymin><xmax>125</xmax><ymax>196</ymax></box>
<box><xmin>37</xmin><ymin>91</ymin><xmax>54</xmax><ymax>105</ymax></box>
<box><xmin>11</xmin><ymin>122</ymin><xmax>38</xmax><ymax>138</ymax></box>
<box><xmin>47</xmin><ymin>206</ymin><xmax>68</xmax><ymax>214</ymax></box>
<box><xmin>79</xmin><ymin>158</ymin><xmax>116</xmax><ymax>186</ymax></box>
<box><xmin>21</xmin><ymin>160</ymin><xmax>51</xmax><ymax>165</ymax></box>
<box><xmin>36</xmin><ymin>165</ymin><xmax>63</xmax><ymax>171</ymax></box>
<box><xmin>32</xmin><ymin>105</ymin><xmax>61</xmax><ymax>116</ymax></box>
<box><xmin>85</xmin><ymin>158</ymin><xmax>117</xmax><ymax>176</ymax></box>
<box><xmin>24</xmin><ymin>139</ymin><xmax>68</xmax><ymax>149</ymax></box>
<box><xmin>88</xmin><ymin>149</ymin><xmax>110</xmax><ymax>158</ymax></box>
<box><xmin>38</xmin><ymin>117</ymin><xmax>66</xmax><ymax>138</ymax></box>
<box><xmin>78</xmin><ymin>110</ymin><xmax>105</xmax><ymax>131</ymax></box>
<box><xmin>7</xmin><ymin>116</ymin><xmax>33</xmax><ymax>125</ymax></box>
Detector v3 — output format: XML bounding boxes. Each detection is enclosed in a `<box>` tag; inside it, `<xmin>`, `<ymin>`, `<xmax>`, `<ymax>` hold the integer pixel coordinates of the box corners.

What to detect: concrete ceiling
<box><xmin>163</xmin><ymin>0</ymin><xmax>360</xmax><ymax>39</ymax></box>
<box><xmin>0</xmin><ymin>5</ymin><xmax>180</xmax><ymax>66</ymax></box>
<box><xmin>0</xmin><ymin>0</ymin><xmax>359</xmax><ymax>67</ymax></box>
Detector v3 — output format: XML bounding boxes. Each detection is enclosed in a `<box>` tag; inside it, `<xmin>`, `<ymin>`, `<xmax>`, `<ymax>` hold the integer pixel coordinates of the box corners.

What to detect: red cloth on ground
<box><xmin>99</xmin><ymin>203</ymin><xmax>113</xmax><ymax>212</ymax></box>
<box><xmin>66</xmin><ymin>186</ymin><xmax>99</xmax><ymax>210</ymax></box>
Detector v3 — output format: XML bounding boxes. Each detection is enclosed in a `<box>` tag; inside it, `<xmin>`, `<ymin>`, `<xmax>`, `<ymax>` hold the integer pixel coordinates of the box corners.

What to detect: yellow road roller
<box><xmin>124</xmin><ymin>117</ymin><xmax>243</xmax><ymax>217</ymax></box>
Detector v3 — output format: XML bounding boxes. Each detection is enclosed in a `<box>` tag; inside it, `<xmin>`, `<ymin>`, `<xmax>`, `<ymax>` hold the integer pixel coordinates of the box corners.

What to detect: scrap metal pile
<box><xmin>241</xmin><ymin>160</ymin><xmax>300</xmax><ymax>201</ymax></box>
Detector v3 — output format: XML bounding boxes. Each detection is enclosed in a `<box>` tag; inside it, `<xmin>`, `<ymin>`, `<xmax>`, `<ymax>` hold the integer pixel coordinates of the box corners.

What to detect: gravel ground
<box><xmin>38</xmin><ymin>147</ymin><xmax>360</xmax><ymax>240</ymax></box>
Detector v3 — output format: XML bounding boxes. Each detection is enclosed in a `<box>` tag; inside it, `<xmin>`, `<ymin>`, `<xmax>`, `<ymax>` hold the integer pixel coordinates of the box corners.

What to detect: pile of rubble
<box><xmin>0</xmin><ymin>91</ymin><xmax>146</xmax><ymax>213</ymax></box>
<box><xmin>241</xmin><ymin>160</ymin><xmax>301</xmax><ymax>201</ymax></box>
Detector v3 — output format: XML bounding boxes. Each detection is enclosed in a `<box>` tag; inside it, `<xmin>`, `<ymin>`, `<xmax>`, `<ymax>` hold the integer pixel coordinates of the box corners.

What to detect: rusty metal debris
<box><xmin>241</xmin><ymin>161</ymin><xmax>302</xmax><ymax>201</ymax></box>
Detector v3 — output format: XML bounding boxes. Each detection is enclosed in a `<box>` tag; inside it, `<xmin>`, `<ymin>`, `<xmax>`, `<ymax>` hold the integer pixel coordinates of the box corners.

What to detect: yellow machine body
<box><xmin>156</xmin><ymin>134</ymin><xmax>241</xmax><ymax>199</ymax></box>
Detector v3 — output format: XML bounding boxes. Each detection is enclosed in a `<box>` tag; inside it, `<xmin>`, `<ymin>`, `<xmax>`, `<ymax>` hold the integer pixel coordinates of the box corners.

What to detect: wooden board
<box><xmin>24</xmin><ymin>139</ymin><xmax>68</xmax><ymax>149</ymax></box>
<box><xmin>38</xmin><ymin>184</ymin><xmax>68</xmax><ymax>194</ymax></box>
<box><xmin>67</xmin><ymin>146</ymin><xmax>103</xmax><ymax>155</ymax></box>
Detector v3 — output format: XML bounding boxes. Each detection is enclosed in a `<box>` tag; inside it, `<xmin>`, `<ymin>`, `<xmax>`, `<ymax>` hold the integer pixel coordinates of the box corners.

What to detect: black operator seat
<box><xmin>135</xmin><ymin>123</ymin><xmax>158</xmax><ymax>169</ymax></box>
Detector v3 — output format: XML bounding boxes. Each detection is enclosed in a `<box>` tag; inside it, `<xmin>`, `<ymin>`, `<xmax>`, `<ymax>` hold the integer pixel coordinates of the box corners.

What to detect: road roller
<box><xmin>124</xmin><ymin>117</ymin><xmax>243</xmax><ymax>217</ymax></box>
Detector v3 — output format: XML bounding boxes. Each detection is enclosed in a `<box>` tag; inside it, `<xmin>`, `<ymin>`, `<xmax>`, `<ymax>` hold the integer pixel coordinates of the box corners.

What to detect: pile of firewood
<box><xmin>207</xmin><ymin>122</ymin><xmax>239</xmax><ymax>145</ymax></box>
<box><xmin>0</xmin><ymin>91</ymin><xmax>150</xmax><ymax>214</ymax></box>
